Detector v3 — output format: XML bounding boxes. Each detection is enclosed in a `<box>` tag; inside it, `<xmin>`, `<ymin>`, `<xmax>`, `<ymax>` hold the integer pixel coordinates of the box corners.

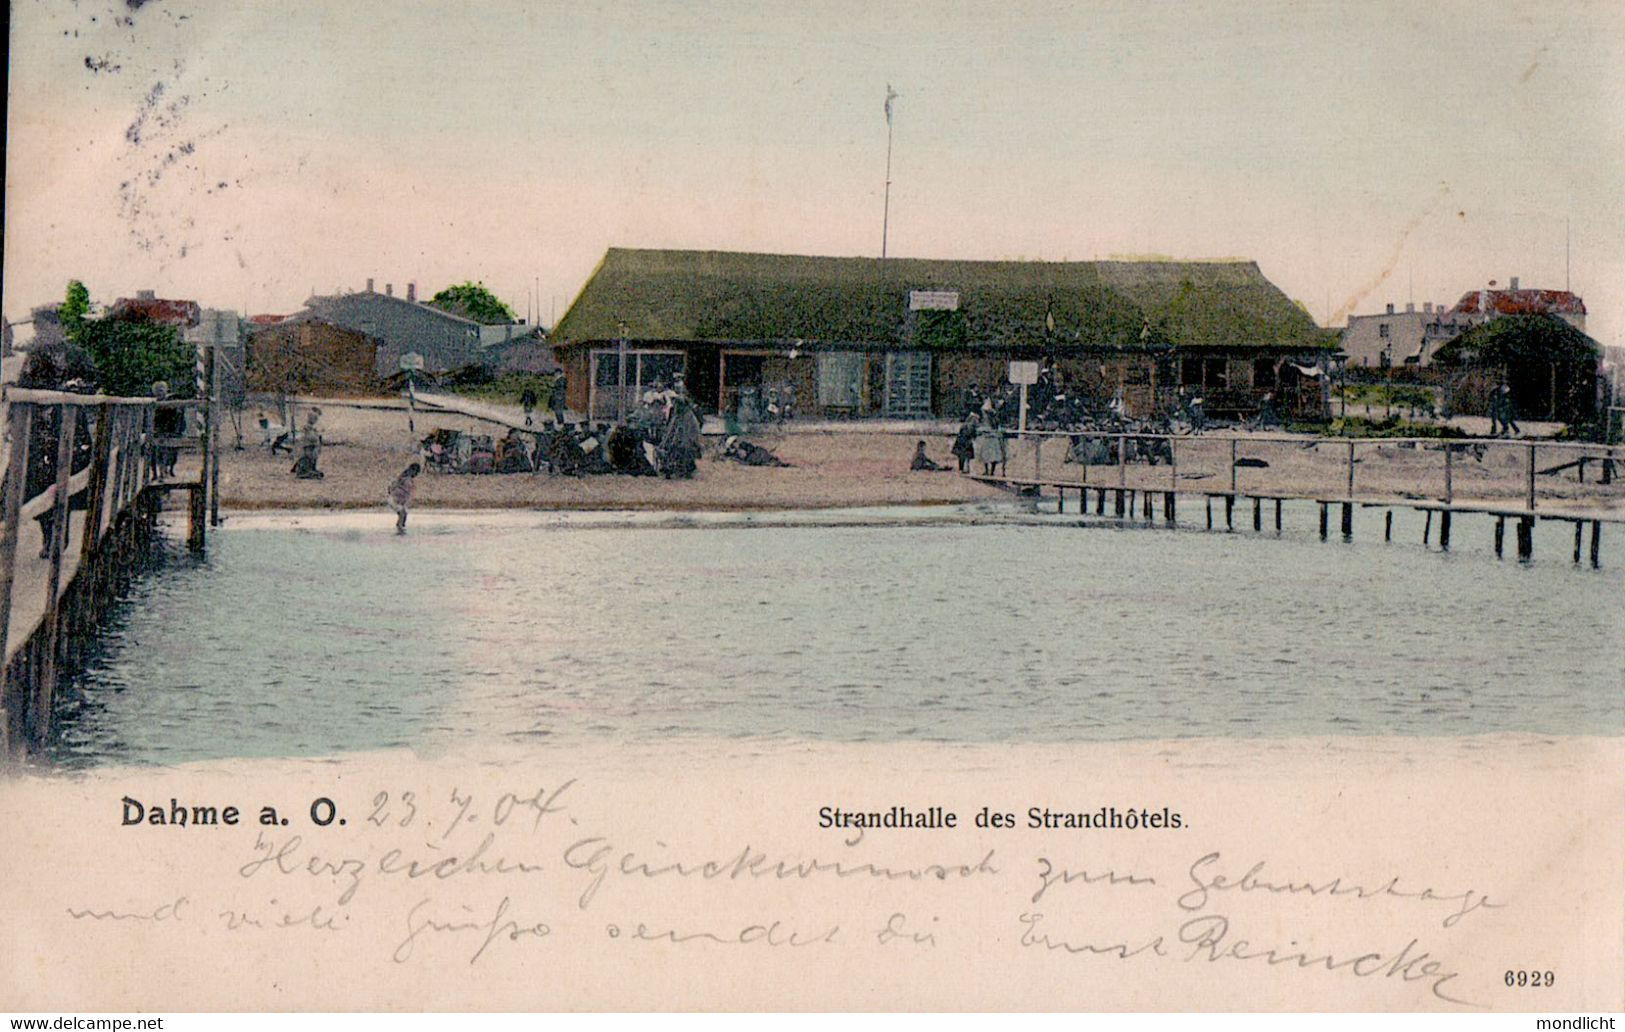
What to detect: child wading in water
<box><xmin>387</xmin><ymin>462</ymin><xmax>421</xmax><ymax>534</ymax></box>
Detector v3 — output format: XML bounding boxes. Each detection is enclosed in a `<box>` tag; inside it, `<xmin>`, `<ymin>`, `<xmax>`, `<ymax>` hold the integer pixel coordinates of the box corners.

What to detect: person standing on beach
<box><xmin>520</xmin><ymin>386</ymin><xmax>538</xmax><ymax>426</ymax></box>
<box><xmin>551</xmin><ymin>371</ymin><xmax>568</xmax><ymax>426</ymax></box>
<box><xmin>951</xmin><ymin>413</ymin><xmax>978</xmax><ymax>473</ymax></box>
<box><xmin>387</xmin><ymin>462</ymin><xmax>421</xmax><ymax>534</ymax></box>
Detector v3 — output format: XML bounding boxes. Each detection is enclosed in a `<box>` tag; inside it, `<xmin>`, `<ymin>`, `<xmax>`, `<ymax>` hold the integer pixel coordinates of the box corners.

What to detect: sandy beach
<box><xmin>205</xmin><ymin>399</ymin><xmax>1625</xmax><ymax>516</ymax></box>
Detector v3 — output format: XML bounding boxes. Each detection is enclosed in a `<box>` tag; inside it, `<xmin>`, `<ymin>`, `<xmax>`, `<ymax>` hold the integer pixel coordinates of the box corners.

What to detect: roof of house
<box><xmin>1449</xmin><ymin>288</ymin><xmax>1586</xmax><ymax>318</ymax></box>
<box><xmin>303</xmin><ymin>288</ymin><xmax>485</xmax><ymax>328</ymax></box>
<box><xmin>550</xmin><ymin>248</ymin><xmax>1332</xmax><ymax>351</ymax></box>
<box><xmin>108</xmin><ymin>296</ymin><xmax>201</xmax><ymax>327</ymax></box>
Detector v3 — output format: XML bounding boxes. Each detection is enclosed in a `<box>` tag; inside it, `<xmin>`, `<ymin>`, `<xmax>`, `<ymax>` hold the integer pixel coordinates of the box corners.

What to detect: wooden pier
<box><xmin>0</xmin><ymin>388</ymin><xmax>214</xmax><ymax>760</ymax></box>
<box><xmin>972</xmin><ymin>428</ymin><xmax>1620</xmax><ymax>568</ymax></box>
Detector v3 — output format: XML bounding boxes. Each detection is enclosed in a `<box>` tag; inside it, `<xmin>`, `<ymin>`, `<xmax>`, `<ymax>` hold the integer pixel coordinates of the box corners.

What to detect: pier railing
<box><xmin>0</xmin><ymin>388</ymin><xmax>211</xmax><ymax>759</ymax></box>
<box><xmin>972</xmin><ymin>428</ymin><xmax>1621</xmax><ymax>565</ymax></box>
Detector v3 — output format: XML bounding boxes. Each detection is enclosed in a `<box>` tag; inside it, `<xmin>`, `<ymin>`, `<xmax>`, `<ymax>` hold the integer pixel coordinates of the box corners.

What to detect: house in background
<box><xmin>1447</xmin><ymin>278</ymin><xmax>1586</xmax><ymax>333</ymax></box>
<box><xmin>1341</xmin><ymin>301</ymin><xmax>1470</xmax><ymax>369</ymax></box>
<box><xmin>246</xmin><ymin>315</ymin><xmax>384</xmax><ymax>396</ymax></box>
<box><xmin>108</xmin><ymin>290</ymin><xmax>201</xmax><ymax>330</ymax></box>
<box><xmin>550</xmin><ymin>248</ymin><xmax>1334</xmax><ymax>422</ymax></box>
<box><xmin>1341</xmin><ymin>278</ymin><xmax>1587</xmax><ymax>370</ymax></box>
<box><xmin>291</xmin><ymin>279</ymin><xmax>489</xmax><ymax>376</ymax></box>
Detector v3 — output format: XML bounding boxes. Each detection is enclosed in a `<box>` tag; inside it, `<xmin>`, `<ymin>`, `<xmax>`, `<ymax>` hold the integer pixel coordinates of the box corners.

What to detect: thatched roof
<box><xmin>551</xmin><ymin>248</ymin><xmax>1332</xmax><ymax>352</ymax></box>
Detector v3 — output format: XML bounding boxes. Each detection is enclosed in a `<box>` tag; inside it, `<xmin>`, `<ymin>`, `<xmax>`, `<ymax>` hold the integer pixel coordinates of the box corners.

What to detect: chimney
<box><xmin>1405</xmin><ymin>302</ymin><xmax>1415</xmax><ymax>313</ymax></box>
<box><xmin>407</xmin><ymin>282</ymin><xmax>417</xmax><ymax>303</ymax></box>
<box><xmin>1509</xmin><ymin>276</ymin><xmax>1520</xmax><ymax>291</ymax></box>
<box><xmin>1423</xmin><ymin>302</ymin><xmax>1433</xmax><ymax>313</ymax></box>
<box><xmin>386</xmin><ymin>283</ymin><xmax>394</xmax><ymax>297</ymax></box>
<box><xmin>366</xmin><ymin>277</ymin><xmax>374</xmax><ymax>293</ymax></box>
<box><xmin>1385</xmin><ymin>303</ymin><xmax>1395</xmax><ymax>314</ymax></box>
<box><xmin>137</xmin><ymin>289</ymin><xmax>156</xmax><ymax>301</ymax></box>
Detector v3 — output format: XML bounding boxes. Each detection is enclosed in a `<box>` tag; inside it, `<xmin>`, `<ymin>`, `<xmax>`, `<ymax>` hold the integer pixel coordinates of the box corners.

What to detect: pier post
<box><xmin>1516</xmin><ymin>516</ymin><xmax>1533</xmax><ymax>559</ymax></box>
<box><xmin>1574</xmin><ymin>522</ymin><xmax>1583</xmax><ymax>563</ymax></box>
<box><xmin>0</xmin><ymin>404</ymin><xmax>35</xmax><ymax>747</ymax></box>
<box><xmin>1318</xmin><ymin>502</ymin><xmax>1328</xmax><ymax>540</ymax></box>
<box><xmin>1114</xmin><ymin>489</ymin><xmax>1125</xmax><ymax>518</ymax></box>
<box><xmin>1275</xmin><ymin>498</ymin><xmax>1282</xmax><ymax>533</ymax></box>
<box><xmin>1384</xmin><ymin>510</ymin><xmax>1393</xmax><ymax>541</ymax></box>
<box><xmin>188</xmin><ymin>484</ymin><xmax>207</xmax><ymax>552</ymax></box>
<box><xmin>1206</xmin><ymin>496</ymin><xmax>1212</xmax><ymax>529</ymax></box>
<box><xmin>1424</xmin><ymin>510</ymin><xmax>1432</xmax><ymax>544</ymax></box>
<box><xmin>37</xmin><ymin>406</ymin><xmax>78</xmax><ymax>742</ymax></box>
<box><xmin>1142</xmin><ymin>489</ymin><xmax>1152</xmax><ymax>521</ymax></box>
<box><xmin>1224</xmin><ymin>494</ymin><xmax>1234</xmax><ymax>530</ymax></box>
<box><xmin>1590</xmin><ymin>521</ymin><xmax>1601</xmax><ymax>568</ymax></box>
<box><xmin>1253</xmin><ymin>496</ymin><xmax>1262</xmax><ymax>532</ymax></box>
<box><xmin>1494</xmin><ymin>516</ymin><xmax>1505</xmax><ymax>557</ymax></box>
<box><xmin>1440</xmin><ymin>510</ymin><xmax>1451</xmax><ymax>551</ymax></box>
<box><xmin>1164</xmin><ymin>491</ymin><xmax>1175</xmax><ymax>525</ymax></box>
<box><xmin>1527</xmin><ymin>444</ymin><xmax>1537</xmax><ymax>512</ymax></box>
<box><xmin>1340</xmin><ymin>502</ymin><xmax>1353</xmax><ymax>538</ymax></box>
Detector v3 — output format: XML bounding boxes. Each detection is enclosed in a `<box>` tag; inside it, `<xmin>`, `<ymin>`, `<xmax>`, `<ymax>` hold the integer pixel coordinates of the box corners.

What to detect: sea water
<box><xmin>49</xmin><ymin>504</ymin><xmax>1625</xmax><ymax>767</ymax></box>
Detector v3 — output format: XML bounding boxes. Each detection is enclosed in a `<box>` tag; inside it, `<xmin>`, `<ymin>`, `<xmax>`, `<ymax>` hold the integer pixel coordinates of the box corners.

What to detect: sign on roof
<box><xmin>909</xmin><ymin>290</ymin><xmax>960</xmax><ymax>311</ymax></box>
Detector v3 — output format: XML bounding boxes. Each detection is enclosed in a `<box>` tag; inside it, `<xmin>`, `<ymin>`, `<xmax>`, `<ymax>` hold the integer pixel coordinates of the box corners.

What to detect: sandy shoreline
<box><xmin>202</xmin><ymin>401</ymin><xmax>1625</xmax><ymax>516</ymax></box>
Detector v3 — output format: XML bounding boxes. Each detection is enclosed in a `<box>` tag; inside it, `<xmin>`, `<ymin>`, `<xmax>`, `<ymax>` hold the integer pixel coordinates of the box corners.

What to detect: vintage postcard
<box><xmin>2</xmin><ymin>0</ymin><xmax>1622</xmax><ymax>1016</ymax></box>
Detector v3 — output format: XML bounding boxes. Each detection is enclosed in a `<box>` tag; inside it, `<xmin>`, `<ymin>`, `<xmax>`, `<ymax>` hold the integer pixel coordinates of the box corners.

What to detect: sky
<box><xmin>6</xmin><ymin>0</ymin><xmax>1624</xmax><ymax>348</ymax></box>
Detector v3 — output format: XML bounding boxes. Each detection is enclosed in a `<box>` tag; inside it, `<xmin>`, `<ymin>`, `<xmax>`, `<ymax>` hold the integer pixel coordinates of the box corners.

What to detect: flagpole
<box><xmin>882</xmin><ymin>109</ymin><xmax>893</xmax><ymax>259</ymax></box>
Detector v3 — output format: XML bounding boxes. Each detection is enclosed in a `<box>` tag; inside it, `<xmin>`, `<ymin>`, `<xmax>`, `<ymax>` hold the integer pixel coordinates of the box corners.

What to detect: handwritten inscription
<box><xmin>69</xmin><ymin>780</ymin><xmax>1516</xmax><ymax>1009</ymax></box>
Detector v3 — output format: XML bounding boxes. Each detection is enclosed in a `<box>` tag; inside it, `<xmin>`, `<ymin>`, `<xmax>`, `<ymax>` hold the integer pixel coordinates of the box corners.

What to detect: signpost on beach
<box><xmin>1009</xmin><ymin>360</ymin><xmax>1038</xmax><ymax>436</ymax></box>
<box><xmin>400</xmin><ymin>352</ymin><xmax>425</xmax><ymax>433</ymax></box>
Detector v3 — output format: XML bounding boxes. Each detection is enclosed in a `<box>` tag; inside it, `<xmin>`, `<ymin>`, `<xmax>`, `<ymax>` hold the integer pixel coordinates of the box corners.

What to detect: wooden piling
<box><xmin>1206</xmin><ymin>496</ymin><xmax>1213</xmax><ymax>529</ymax></box>
<box><xmin>1574</xmin><ymin>521</ymin><xmax>1584</xmax><ymax>564</ymax></box>
<box><xmin>1253</xmin><ymin>496</ymin><xmax>1262</xmax><ymax>532</ymax></box>
<box><xmin>0</xmin><ymin>403</ymin><xmax>35</xmax><ymax>740</ymax></box>
<box><xmin>1224</xmin><ymin>494</ymin><xmax>1234</xmax><ymax>530</ymax></box>
<box><xmin>1516</xmin><ymin>516</ymin><xmax>1533</xmax><ymax>559</ymax></box>
<box><xmin>1164</xmin><ymin>491</ymin><xmax>1175</xmax><ymax>525</ymax></box>
<box><xmin>1424</xmin><ymin>510</ymin><xmax>1432</xmax><ymax>544</ymax></box>
<box><xmin>1114</xmin><ymin>489</ymin><xmax>1125</xmax><ymax>518</ymax></box>
<box><xmin>1318</xmin><ymin>502</ymin><xmax>1328</xmax><ymax>540</ymax></box>
<box><xmin>1384</xmin><ymin>510</ymin><xmax>1392</xmax><ymax>541</ymax></box>
<box><xmin>1494</xmin><ymin>516</ymin><xmax>1505</xmax><ymax>558</ymax></box>
<box><xmin>35</xmin><ymin>410</ymin><xmax>78</xmax><ymax>742</ymax></box>
<box><xmin>1590</xmin><ymin>521</ymin><xmax>1601</xmax><ymax>568</ymax></box>
<box><xmin>1521</xmin><ymin>445</ymin><xmax>1534</xmax><ymax>513</ymax></box>
<box><xmin>1274</xmin><ymin>499</ymin><xmax>1282</xmax><ymax>533</ymax></box>
<box><xmin>1340</xmin><ymin>502</ymin><xmax>1353</xmax><ymax>538</ymax></box>
<box><xmin>1439</xmin><ymin>510</ymin><xmax>1451</xmax><ymax>551</ymax></box>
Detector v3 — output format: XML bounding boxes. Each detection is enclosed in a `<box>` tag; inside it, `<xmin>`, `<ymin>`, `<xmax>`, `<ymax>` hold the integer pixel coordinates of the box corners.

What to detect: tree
<box><xmin>78</xmin><ymin>318</ymin><xmax>194</xmax><ymax>398</ymax></box>
<box><xmin>61</xmin><ymin>280</ymin><xmax>91</xmax><ymax>342</ymax></box>
<box><xmin>1432</xmin><ymin>314</ymin><xmax>1600</xmax><ymax>424</ymax></box>
<box><xmin>427</xmin><ymin>281</ymin><xmax>516</xmax><ymax>325</ymax></box>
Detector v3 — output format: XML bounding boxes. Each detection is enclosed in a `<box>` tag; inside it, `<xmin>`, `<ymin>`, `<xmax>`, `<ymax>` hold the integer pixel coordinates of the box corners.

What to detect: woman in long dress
<box><xmin>973</xmin><ymin>410</ymin><xmax>1006</xmax><ymax>475</ymax></box>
